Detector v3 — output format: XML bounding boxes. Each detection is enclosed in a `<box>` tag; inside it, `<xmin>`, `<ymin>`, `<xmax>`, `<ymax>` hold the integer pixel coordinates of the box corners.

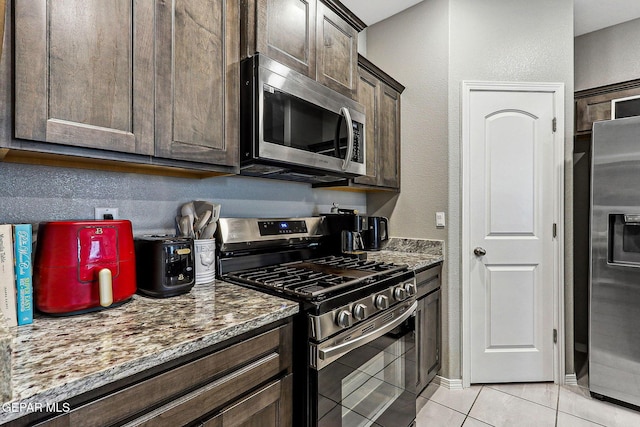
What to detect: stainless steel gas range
<box><xmin>217</xmin><ymin>217</ymin><xmax>417</xmax><ymax>427</ymax></box>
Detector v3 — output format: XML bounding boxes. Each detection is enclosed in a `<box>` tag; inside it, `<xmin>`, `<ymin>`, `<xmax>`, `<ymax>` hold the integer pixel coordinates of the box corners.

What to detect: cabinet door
<box><xmin>203</xmin><ymin>374</ymin><xmax>293</xmax><ymax>427</ymax></box>
<box><xmin>353</xmin><ymin>67</ymin><xmax>378</xmax><ymax>186</ymax></box>
<box><xmin>252</xmin><ymin>0</ymin><xmax>316</xmax><ymax>78</ymax></box>
<box><xmin>15</xmin><ymin>1</ymin><xmax>154</xmax><ymax>155</ymax></box>
<box><xmin>575</xmin><ymin>86</ymin><xmax>640</xmax><ymax>134</ymax></box>
<box><xmin>316</xmin><ymin>1</ymin><xmax>358</xmax><ymax>98</ymax></box>
<box><xmin>377</xmin><ymin>83</ymin><xmax>401</xmax><ymax>189</ymax></box>
<box><xmin>155</xmin><ymin>0</ymin><xmax>239</xmax><ymax>166</ymax></box>
<box><xmin>423</xmin><ymin>289</ymin><xmax>441</xmax><ymax>383</ymax></box>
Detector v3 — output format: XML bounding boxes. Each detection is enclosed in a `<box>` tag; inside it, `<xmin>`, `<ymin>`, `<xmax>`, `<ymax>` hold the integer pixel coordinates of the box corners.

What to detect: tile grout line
<box><xmin>555</xmin><ymin>384</ymin><xmax>560</xmax><ymax>427</ymax></box>
<box><xmin>485</xmin><ymin>384</ymin><xmax>561</xmax><ymax>412</ymax></box>
<box><xmin>461</xmin><ymin>385</ymin><xmax>485</xmax><ymax>426</ymax></box>
<box><xmin>421</xmin><ymin>398</ymin><xmax>469</xmax><ymax>426</ymax></box>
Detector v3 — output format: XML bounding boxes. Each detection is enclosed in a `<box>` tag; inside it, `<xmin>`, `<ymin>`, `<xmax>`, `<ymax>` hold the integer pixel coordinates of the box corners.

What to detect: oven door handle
<box><xmin>319</xmin><ymin>301</ymin><xmax>417</xmax><ymax>362</ymax></box>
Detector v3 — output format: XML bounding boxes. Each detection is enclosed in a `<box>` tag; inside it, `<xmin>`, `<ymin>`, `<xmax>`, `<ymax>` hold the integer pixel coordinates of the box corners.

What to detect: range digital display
<box><xmin>258</xmin><ymin>220</ymin><xmax>308</xmax><ymax>236</ymax></box>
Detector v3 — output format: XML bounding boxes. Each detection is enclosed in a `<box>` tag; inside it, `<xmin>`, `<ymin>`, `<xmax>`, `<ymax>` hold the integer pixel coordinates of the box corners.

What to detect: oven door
<box><xmin>310</xmin><ymin>300</ymin><xmax>417</xmax><ymax>427</ymax></box>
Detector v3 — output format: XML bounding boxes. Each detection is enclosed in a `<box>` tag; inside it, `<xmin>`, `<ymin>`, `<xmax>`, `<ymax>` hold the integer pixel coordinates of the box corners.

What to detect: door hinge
<box><xmin>552</xmin><ymin>117</ymin><xmax>557</xmax><ymax>132</ymax></box>
<box><xmin>553</xmin><ymin>329</ymin><xmax>558</xmax><ymax>344</ymax></box>
<box><xmin>553</xmin><ymin>223</ymin><xmax>557</xmax><ymax>238</ymax></box>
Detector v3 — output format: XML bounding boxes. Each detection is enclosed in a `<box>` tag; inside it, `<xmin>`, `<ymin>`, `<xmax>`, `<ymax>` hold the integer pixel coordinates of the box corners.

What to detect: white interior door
<box><xmin>464</xmin><ymin>83</ymin><xmax>560</xmax><ymax>383</ymax></box>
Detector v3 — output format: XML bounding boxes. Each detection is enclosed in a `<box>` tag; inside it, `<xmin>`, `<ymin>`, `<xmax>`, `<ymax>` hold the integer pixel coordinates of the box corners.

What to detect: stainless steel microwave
<box><xmin>240</xmin><ymin>54</ymin><xmax>366</xmax><ymax>183</ymax></box>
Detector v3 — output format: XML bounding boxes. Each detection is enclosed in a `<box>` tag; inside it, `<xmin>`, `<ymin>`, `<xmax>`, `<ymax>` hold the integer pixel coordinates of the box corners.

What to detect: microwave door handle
<box><xmin>340</xmin><ymin>107</ymin><xmax>354</xmax><ymax>171</ymax></box>
<box><xmin>334</xmin><ymin>113</ymin><xmax>344</xmax><ymax>158</ymax></box>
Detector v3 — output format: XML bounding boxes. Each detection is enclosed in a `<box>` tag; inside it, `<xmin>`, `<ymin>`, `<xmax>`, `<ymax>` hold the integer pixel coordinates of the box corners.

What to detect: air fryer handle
<box><xmin>98</xmin><ymin>268</ymin><xmax>113</xmax><ymax>307</ymax></box>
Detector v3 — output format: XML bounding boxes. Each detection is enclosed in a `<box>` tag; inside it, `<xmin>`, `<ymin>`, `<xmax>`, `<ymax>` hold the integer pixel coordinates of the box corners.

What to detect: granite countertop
<box><xmin>0</xmin><ymin>280</ymin><xmax>298</xmax><ymax>423</ymax></box>
<box><xmin>367</xmin><ymin>238</ymin><xmax>444</xmax><ymax>271</ymax></box>
<box><xmin>0</xmin><ymin>237</ymin><xmax>442</xmax><ymax>423</ymax></box>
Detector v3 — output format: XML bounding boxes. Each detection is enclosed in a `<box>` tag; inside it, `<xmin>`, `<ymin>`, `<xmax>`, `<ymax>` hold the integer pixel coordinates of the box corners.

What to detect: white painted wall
<box><xmin>365</xmin><ymin>0</ymin><xmax>574</xmax><ymax>380</ymax></box>
<box><xmin>575</xmin><ymin>18</ymin><xmax>640</xmax><ymax>91</ymax></box>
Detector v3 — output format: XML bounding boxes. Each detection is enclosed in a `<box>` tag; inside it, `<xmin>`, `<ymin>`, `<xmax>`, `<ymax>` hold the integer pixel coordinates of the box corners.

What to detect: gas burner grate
<box><xmin>310</xmin><ymin>255</ymin><xmax>402</xmax><ymax>272</ymax></box>
<box><xmin>225</xmin><ymin>255</ymin><xmax>409</xmax><ymax>299</ymax></box>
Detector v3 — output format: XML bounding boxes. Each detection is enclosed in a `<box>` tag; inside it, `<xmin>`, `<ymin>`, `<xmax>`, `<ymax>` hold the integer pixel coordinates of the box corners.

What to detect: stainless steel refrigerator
<box><xmin>590</xmin><ymin>115</ymin><xmax>640</xmax><ymax>406</ymax></box>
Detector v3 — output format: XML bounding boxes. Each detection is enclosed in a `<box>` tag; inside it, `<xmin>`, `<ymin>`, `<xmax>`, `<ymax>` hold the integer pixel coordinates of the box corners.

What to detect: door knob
<box><xmin>474</xmin><ymin>247</ymin><xmax>487</xmax><ymax>256</ymax></box>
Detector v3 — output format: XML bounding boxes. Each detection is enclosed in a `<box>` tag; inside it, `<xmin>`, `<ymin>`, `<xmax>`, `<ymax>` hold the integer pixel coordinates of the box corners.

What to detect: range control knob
<box><xmin>336</xmin><ymin>310</ymin><xmax>353</xmax><ymax>328</ymax></box>
<box><xmin>393</xmin><ymin>287</ymin><xmax>408</xmax><ymax>301</ymax></box>
<box><xmin>375</xmin><ymin>294</ymin><xmax>389</xmax><ymax>310</ymax></box>
<box><xmin>404</xmin><ymin>282</ymin><xmax>417</xmax><ymax>297</ymax></box>
<box><xmin>352</xmin><ymin>303</ymin><xmax>367</xmax><ymax>321</ymax></box>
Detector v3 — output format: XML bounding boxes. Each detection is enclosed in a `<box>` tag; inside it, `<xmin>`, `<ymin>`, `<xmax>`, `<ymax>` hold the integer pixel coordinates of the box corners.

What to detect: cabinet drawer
<box><xmin>122</xmin><ymin>354</ymin><xmax>284</xmax><ymax>426</ymax></box>
<box><xmin>202</xmin><ymin>374</ymin><xmax>293</xmax><ymax>427</ymax></box>
<box><xmin>416</xmin><ymin>264</ymin><xmax>442</xmax><ymax>299</ymax></box>
<box><xmin>35</xmin><ymin>324</ymin><xmax>291</xmax><ymax>427</ymax></box>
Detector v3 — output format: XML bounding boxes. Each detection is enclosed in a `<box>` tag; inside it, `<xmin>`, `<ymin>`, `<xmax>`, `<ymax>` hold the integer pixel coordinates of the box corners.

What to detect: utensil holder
<box><xmin>194</xmin><ymin>238</ymin><xmax>216</xmax><ymax>284</ymax></box>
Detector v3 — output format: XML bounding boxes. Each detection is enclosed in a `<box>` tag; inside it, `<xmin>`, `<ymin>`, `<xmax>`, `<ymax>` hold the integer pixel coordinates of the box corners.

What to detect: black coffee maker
<box><xmin>322</xmin><ymin>210</ymin><xmax>389</xmax><ymax>253</ymax></box>
<box><xmin>322</xmin><ymin>210</ymin><xmax>368</xmax><ymax>257</ymax></box>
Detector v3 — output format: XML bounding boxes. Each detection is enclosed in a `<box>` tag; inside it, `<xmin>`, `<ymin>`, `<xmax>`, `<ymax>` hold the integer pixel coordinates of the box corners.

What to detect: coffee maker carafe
<box><xmin>322</xmin><ymin>212</ymin><xmax>368</xmax><ymax>256</ymax></box>
<box><xmin>341</xmin><ymin>230</ymin><xmax>365</xmax><ymax>255</ymax></box>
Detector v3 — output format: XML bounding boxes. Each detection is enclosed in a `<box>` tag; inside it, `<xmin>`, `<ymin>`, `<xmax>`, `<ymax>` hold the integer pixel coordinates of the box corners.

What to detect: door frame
<box><xmin>461</xmin><ymin>81</ymin><xmax>565</xmax><ymax>387</ymax></box>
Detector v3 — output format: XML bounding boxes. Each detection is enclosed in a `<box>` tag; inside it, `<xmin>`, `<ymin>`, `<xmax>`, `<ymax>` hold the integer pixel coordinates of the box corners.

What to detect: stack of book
<box><xmin>0</xmin><ymin>223</ymin><xmax>33</xmax><ymax>327</ymax></box>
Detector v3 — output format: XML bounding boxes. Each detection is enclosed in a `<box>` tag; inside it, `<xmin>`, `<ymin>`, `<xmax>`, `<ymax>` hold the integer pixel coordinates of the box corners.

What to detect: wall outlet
<box><xmin>95</xmin><ymin>207</ymin><xmax>119</xmax><ymax>220</ymax></box>
<box><xmin>436</xmin><ymin>211</ymin><xmax>446</xmax><ymax>228</ymax></box>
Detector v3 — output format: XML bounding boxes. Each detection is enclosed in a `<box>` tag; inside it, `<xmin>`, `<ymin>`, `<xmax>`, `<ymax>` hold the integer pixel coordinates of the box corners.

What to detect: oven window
<box><xmin>316</xmin><ymin>321</ymin><xmax>416</xmax><ymax>427</ymax></box>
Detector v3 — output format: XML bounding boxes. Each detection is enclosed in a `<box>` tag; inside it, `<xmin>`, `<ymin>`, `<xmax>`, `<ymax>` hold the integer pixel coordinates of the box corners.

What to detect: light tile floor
<box><xmin>416</xmin><ymin>382</ymin><xmax>640</xmax><ymax>427</ymax></box>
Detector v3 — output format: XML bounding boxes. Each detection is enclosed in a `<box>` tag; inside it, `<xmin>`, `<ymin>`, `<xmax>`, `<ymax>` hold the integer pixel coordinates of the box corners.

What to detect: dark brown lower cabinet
<box><xmin>202</xmin><ymin>374</ymin><xmax>292</xmax><ymax>427</ymax></box>
<box><xmin>415</xmin><ymin>264</ymin><xmax>442</xmax><ymax>394</ymax></box>
<box><xmin>8</xmin><ymin>322</ymin><xmax>292</xmax><ymax>427</ymax></box>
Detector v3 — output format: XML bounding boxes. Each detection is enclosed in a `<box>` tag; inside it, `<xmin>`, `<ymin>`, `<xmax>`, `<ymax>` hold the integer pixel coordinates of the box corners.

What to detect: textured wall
<box><xmin>575</xmin><ymin>18</ymin><xmax>640</xmax><ymax>91</ymax></box>
<box><xmin>364</xmin><ymin>0</ymin><xmax>451</xmax><ymax>373</ymax></box>
<box><xmin>448</xmin><ymin>0</ymin><xmax>574</xmax><ymax>381</ymax></box>
<box><xmin>365</xmin><ymin>0</ymin><xmax>574</xmax><ymax>381</ymax></box>
<box><xmin>0</xmin><ymin>163</ymin><xmax>366</xmax><ymax>235</ymax></box>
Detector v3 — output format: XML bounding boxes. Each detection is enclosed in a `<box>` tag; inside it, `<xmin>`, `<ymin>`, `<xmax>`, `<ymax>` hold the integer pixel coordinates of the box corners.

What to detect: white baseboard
<box><xmin>565</xmin><ymin>373</ymin><xmax>578</xmax><ymax>386</ymax></box>
<box><xmin>434</xmin><ymin>376</ymin><xmax>464</xmax><ymax>390</ymax></box>
<box><xmin>435</xmin><ymin>375</ymin><xmax>578</xmax><ymax>388</ymax></box>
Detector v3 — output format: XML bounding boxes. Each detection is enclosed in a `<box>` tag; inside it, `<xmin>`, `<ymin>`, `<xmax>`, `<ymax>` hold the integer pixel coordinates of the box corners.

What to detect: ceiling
<box><xmin>341</xmin><ymin>0</ymin><xmax>640</xmax><ymax>36</ymax></box>
<box><xmin>574</xmin><ymin>0</ymin><xmax>640</xmax><ymax>36</ymax></box>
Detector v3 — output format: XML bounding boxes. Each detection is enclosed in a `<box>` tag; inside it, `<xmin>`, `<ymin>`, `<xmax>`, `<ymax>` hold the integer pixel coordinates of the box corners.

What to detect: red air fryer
<box><xmin>34</xmin><ymin>220</ymin><xmax>137</xmax><ymax>315</ymax></box>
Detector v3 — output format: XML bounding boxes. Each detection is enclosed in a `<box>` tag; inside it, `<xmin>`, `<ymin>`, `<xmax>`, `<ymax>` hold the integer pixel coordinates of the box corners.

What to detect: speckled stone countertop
<box><xmin>366</xmin><ymin>238</ymin><xmax>444</xmax><ymax>271</ymax></box>
<box><xmin>0</xmin><ymin>322</ymin><xmax>11</xmax><ymax>403</ymax></box>
<box><xmin>0</xmin><ymin>281</ymin><xmax>298</xmax><ymax>423</ymax></box>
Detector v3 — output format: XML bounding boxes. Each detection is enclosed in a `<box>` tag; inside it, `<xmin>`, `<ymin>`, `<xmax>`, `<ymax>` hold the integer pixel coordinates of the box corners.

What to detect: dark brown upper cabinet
<box><xmin>575</xmin><ymin>79</ymin><xmax>640</xmax><ymax>136</ymax></box>
<box><xmin>315</xmin><ymin>1</ymin><xmax>358</xmax><ymax>98</ymax></box>
<box><xmin>242</xmin><ymin>0</ymin><xmax>364</xmax><ymax>98</ymax></box>
<box><xmin>13</xmin><ymin>0</ymin><xmax>239</xmax><ymax>169</ymax></box>
<box><xmin>352</xmin><ymin>56</ymin><xmax>404</xmax><ymax>191</ymax></box>
<box><xmin>154</xmin><ymin>0</ymin><xmax>240</xmax><ymax>166</ymax></box>
<box><xmin>15</xmin><ymin>1</ymin><xmax>155</xmax><ymax>156</ymax></box>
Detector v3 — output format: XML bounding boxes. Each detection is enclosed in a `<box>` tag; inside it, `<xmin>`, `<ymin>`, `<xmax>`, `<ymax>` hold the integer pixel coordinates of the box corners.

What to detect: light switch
<box><xmin>436</xmin><ymin>212</ymin><xmax>446</xmax><ymax>228</ymax></box>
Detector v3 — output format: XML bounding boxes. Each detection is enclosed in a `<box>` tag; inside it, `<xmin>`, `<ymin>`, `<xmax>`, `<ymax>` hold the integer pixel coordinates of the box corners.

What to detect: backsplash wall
<box><xmin>0</xmin><ymin>163</ymin><xmax>366</xmax><ymax>235</ymax></box>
